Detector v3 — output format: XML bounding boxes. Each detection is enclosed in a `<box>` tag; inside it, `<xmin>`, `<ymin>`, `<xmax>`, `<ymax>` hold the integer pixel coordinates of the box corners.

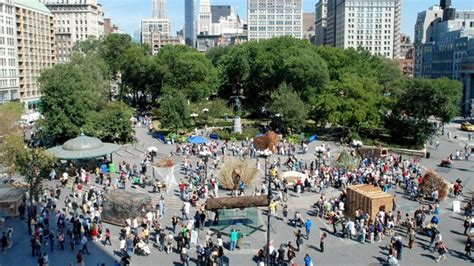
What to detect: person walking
<box><xmin>304</xmin><ymin>218</ymin><xmax>312</xmax><ymax>239</ymax></box>
<box><xmin>394</xmin><ymin>237</ymin><xmax>403</xmax><ymax>260</ymax></box>
<box><xmin>81</xmin><ymin>235</ymin><xmax>90</xmax><ymax>255</ymax></box>
<box><xmin>320</xmin><ymin>232</ymin><xmax>327</xmax><ymax>253</ymax></box>
<box><xmin>465</xmin><ymin>236</ymin><xmax>472</xmax><ymax>257</ymax></box>
<box><xmin>464</xmin><ymin>217</ymin><xmax>470</xmax><ymax>235</ymax></box>
<box><xmin>294</xmin><ymin>229</ymin><xmax>303</xmax><ymax>251</ymax></box>
<box><xmin>104</xmin><ymin>228</ymin><xmax>112</xmax><ymax>246</ymax></box>
<box><xmin>435</xmin><ymin>241</ymin><xmax>447</xmax><ymax>262</ymax></box>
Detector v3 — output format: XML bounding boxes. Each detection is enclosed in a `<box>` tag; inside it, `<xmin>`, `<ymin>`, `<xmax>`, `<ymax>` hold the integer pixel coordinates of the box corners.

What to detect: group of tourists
<box><xmin>2</xmin><ymin>125</ymin><xmax>473</xmax><ymax>266</ymax></box>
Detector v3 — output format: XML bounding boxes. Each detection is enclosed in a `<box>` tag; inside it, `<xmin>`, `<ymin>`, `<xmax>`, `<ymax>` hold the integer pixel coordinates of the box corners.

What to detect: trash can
<box><xmin>426</xmin><ymin>152</ymin><xmax>431</xmax><ymax>159</ymax></box>
<box><xmin>108</xmin><ymin>163</ymin><xmax>116</xmax><ymax>174</ymax></box>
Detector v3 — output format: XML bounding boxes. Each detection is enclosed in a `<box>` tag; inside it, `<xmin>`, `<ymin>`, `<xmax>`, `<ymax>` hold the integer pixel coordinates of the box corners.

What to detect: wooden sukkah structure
<box><xmin>346</xmin><ymin>184</ymin><xmax>393</xmax><ymax>220</ymax></box>
<box><xmin>0</xmin><ymin>184</ymin><xmax>25</xmax><ymax>217</ymax></box>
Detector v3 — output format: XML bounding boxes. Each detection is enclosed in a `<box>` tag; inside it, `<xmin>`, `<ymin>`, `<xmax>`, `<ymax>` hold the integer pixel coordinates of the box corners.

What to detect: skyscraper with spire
<box><xmin>152</xmin><ymin>0</ymin><xmax>167</xmax><ymax>19</ymax></box>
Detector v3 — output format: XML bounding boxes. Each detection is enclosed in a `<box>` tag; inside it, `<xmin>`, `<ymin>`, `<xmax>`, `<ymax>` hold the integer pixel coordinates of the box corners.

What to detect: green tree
<box><xmin>101</xmin><ymin>34</ymin><xmax>134</xmax><ymax>78</ymax></box>
<box><xmin>84</xmin><ymin>102</ymin><xmax>134</xmax><ymax>143</ymax></box>
<box><xmin>38</xmin><ymin>54</ymin><xmax>108</xmax><ymax>143</ymax></box>
<box><xmin>218</xmin><ymin>37</ymin><xmax>328</xmax><ymax>113</ymax></box>
<box><xmin>158</xmin><ymin>91</ymin><xmax>190</xmax><ymax>131</ymax></box>
<box><xmin>267</xmin><ymin>84</ymin><xmax>308</xmax><ymax>133</ymax></box>
<box><xmin>152</xmin><ymin>45</ymin><xmax>218</xmax><ymax>102</ymax></box>
<box><xmin>387</xmin><ymin>78</ymin><xmax>462</xmax><ymax>146</ymax></box>
<box><xmin>0</xmin><ymin>134</ymin><xmax>54</xmax><ymax>201</ymax></box>
<box><xmin>313</xmin><ymin>73</ymin><xmax>383</xmax><ymax>132</ymax></box>
<box><xmin>0</xmin><ymin>101</ymin><xmax>23</xmax><ymax>139</ymax></box>
<box><xmin>120</xmin><ymin>45</ymin><xmax>152</xmax><ymax>105</ymax></box>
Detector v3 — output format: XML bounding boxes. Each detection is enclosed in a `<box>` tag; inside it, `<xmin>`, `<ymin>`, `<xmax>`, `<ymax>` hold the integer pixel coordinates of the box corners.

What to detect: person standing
<box><xmin>236</xmin><ymin>229</ymin><xmax>243</xmax><ymax>250</ymax></box>
<box><xmin>320</xmin><ymin>232</ymin><xmax>327</xmax><ymax>253</ymax></box>
<box><xmin>58</xmin><ymin>232</ymin><xmax>65</xmax><ymax>250</ymax></box>
<box><xmin>172</xmin><ymin>214</ymin><xmax>179</xmax><ymax>234</ymax></box>
<box><xmin>408</xmin><ymin>228</ymin><xmax>415</xmax><ymax>249</ymax></box>
<box><xmin>304</xmin><ymin>254</ymin><xmax>312</xmax><ymax>266</ymax></box>
<box><xmin>229</xmin><ymin>229</ymin><xmax>238</xmax><ymax>251</ymax></box>
<box><xmin>159</xmin><ymin>196</ymin><xmax>165</xmax><ymax>218</ymax></box>
<box><xmin>76</xmin><ymin>251</ymin><xmax>84</xmax><ymax>266</ymax></box>
<box><xmin>277</xmin><ymin>245</ymin><xmax>285</xmax><ymax>265</ymax></box>
<box><xmin>2</xmin><ymin>232</ymin><xmax>8</xmax><ymax>254</ymax></box>
<box><xmin>304</xmin><ymin>218</ymin><xmax>312</xmax><ymax>239</ymax></box>
<box><xmin>6</xmin><ymin>226</ymin><xmax>13</xmax><ymax>248</ymax></box>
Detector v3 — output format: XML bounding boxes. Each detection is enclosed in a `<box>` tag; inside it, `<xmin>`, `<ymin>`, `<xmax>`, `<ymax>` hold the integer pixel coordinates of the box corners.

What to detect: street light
<box><xmin>199</xmin><ymin>150</ymin><xmax>212</xmax><ymax>186</ymax></box>
<box><xmin>351</xmin><ymin>140</ymin><xmax>363</xmax><ymax>154</ymax></box>
<box><xmin>315</xmin><ymin>146</ymin><xmax>325</xmax><ymax>169</ymax></box>
<box><xmin>190</xmin><ymin>113</ymin><xmax>199</xmax><ymax>125</ymax></box>
<box><xmin>261</xmin><ymin>149</ymin><xmax>272</xmax><ymax>266</ymax></box>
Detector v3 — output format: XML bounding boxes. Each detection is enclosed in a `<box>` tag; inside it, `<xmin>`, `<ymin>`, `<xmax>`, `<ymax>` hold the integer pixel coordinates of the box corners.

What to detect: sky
<box><xmin>100</xmin><ymin>0</ymin><xmax>474</xmax><ymax>39</ymax></box>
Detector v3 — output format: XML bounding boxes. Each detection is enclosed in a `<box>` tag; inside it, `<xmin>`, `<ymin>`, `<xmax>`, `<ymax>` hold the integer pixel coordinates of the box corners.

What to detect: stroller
<box><xmin>135</xmin><ymin>240</ymin><xmax>151</xmax><ymax>256</ymax></box>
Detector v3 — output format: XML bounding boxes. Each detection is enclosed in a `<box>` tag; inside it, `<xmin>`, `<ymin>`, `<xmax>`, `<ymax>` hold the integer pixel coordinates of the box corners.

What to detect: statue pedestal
<box><xmin>233</xmin><ymin>117</ymin><xmax>242</xmax><ymax>134</ymax></box>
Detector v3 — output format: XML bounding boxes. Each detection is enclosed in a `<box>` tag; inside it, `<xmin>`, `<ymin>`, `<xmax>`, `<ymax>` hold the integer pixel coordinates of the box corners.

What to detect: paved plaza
<box><xmin>0</xmin><ymin>123</ymin><xmax>473</xmax><ymax>266</ymax></box>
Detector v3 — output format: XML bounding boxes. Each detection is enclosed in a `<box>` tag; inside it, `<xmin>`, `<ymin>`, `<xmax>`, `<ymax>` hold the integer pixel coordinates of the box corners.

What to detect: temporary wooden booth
<box><xmin>0</xmin><ymin>185</ymin><xmax>25</xmax><ymax>218</ymax></box>
<box><xmin>346</xmin><ymin>184</ymin><xmax>393</xmax><ymax>220</ymax></box>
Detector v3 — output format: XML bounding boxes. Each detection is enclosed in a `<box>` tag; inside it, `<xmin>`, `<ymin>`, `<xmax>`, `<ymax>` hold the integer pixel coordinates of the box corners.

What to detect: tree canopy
<box><xmin>38</xmin><ymin>52</ymin><xmax>133</xmax><ymax>144</ymax></box>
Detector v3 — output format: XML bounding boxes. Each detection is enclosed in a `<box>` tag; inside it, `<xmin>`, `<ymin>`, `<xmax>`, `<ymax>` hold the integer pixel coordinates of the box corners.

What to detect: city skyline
<box><xmin>100</xmin><ymin>0</ymin><xmax>473</xmax><ymax>38</ymax></box>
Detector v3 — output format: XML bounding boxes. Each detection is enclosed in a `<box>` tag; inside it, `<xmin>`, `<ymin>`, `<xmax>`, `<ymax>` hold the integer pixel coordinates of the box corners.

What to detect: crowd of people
<box><xmin>1</xmin><ymin>131</ymin><xmax>472</xmax><ymax>266</ymax></box>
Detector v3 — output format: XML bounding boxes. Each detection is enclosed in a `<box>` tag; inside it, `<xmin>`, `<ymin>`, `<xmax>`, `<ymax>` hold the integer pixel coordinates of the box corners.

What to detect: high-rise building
<box><xmin>198</xmin><ymin>0</ymin><xmax>212</xmax><ymax>35</ymax></box>
<box><xmin>141</xmin><ymin>18</ymin><xmax>171</xmax><ymax>42</ymax></box>
<box><xmin>142</xmin><ymin>0</ymin><xmax>179</xmax><ymax>54</ymax></box>
<box><xmin>414</xmin><ymin>1</ymin><xmax>474</xmax><ymax>115</ymax></box>
<box><xmin>247</xmin><ymin>0</ymin><xmax>303</xmax><ymax>41</ymax></box>
<box><xmin>104</xmin><ymin>18</ymin><xmax>123</xmax><ymax>36</ymax></box>
<box><xmin>0</xmin><ymin>0</ymin><xmax>19</xmax><ymax>104</ymax></box>
<box><xmin>314</xmin><ymin>0</ymin><xmax>327</xmax><ymax>46</ymax></box>
<box><xmin>211</xmin><ymin>5</ymin><xmax>231</xmax><ymax>24</ymax></box>
<box><xmin>184</xmin><ymin>0</ymin><xmax>195</xmax><ymax>46</ymax></box>
<box><xmin>39</xmin><ymin>0</ymin><xmax>104</xmax><ymax>63</ymax></box>
<box><xmin>303</xmin><ymin>13</ymin><xmax>315</xmax><ymax>41</ymax></box>
<box><xmin>460</xmin><ymin>48</ymin><xmax>474</xmax><ymax>116</ymax></box>
<box><xmin>398</xmin><ymin>34</ymin><xmax>414</xmax><ymax>78</ymax></box>
<box><xmin>152</xmin><ymin>0</ymin><xmax>167</xmax><ymax>19</ymax></box>
<box><xmin>15</xmin><ymin>0</ymin><xmax>56</xmax><ymax>107</ymax></box>
<box><xmin>315</xmin><ymin>0</ymin><xmax>402</xmax><ymax>59</ymax></box>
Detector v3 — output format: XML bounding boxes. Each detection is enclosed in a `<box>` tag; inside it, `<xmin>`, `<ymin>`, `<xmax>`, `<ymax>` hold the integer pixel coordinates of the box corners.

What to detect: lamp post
<box><xmin>315</xmin><ymin>146</ymin><xmax>324</xmax><ymax>169</ymax></box>
<box><xmin>351</xmin><ymin>140</ymin><xmax>362</xmax><ymax>154</ymax></box>
<box><xmin>261</xmin><ymin>149</ymin><xmax>272</xmax><ymax>265</ymax></box>
<box><xmin>190</xmin><ymin>113</ymin><xmax>198</xmax><ymax>125</ymax></box>
<box><xmin>199</xmin><ymin>150</ymin><xmax>212</xmax><ymax>186</ymax></box>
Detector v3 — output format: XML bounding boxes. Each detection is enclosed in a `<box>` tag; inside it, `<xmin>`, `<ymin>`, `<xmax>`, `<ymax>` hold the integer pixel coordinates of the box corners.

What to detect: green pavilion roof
<box><xmin>47</xmin><ymin>134</ymin><xmax>120</xmax><ymax>160</ymax></box>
